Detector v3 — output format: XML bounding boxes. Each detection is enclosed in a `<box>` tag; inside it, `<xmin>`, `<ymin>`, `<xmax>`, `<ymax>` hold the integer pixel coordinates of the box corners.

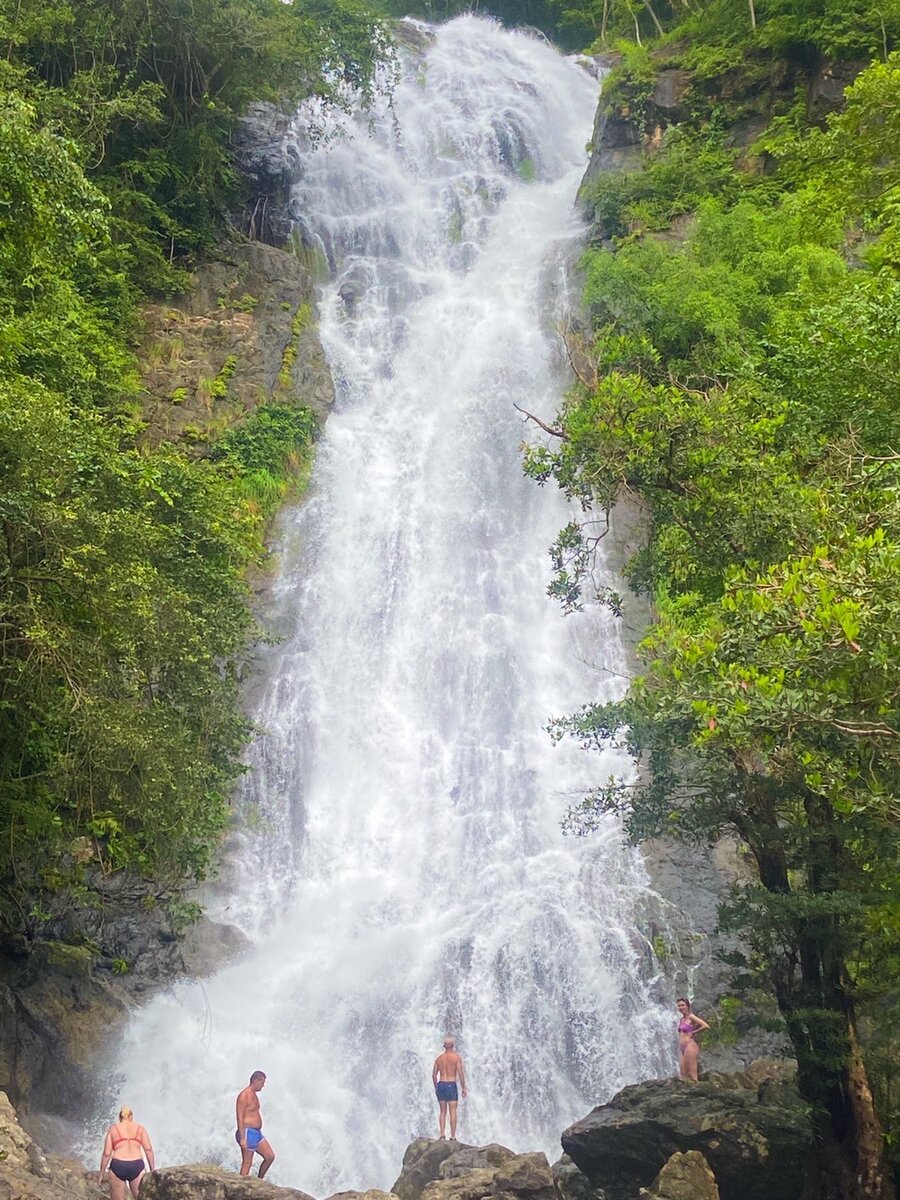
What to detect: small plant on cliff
<box><xmin>211</xmin><ymin>403</ymin><xmax>319</xmax><ymax>520</ymax></box>
<box><xmin>276</xmin><ymin>303</ymin><xmax>312</xmax><ymax>393</ymax></box>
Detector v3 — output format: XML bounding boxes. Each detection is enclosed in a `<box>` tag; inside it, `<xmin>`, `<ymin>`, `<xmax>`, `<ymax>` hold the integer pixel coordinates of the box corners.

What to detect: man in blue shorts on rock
<box><xmin>432</xmin><ymin>1036</ymin><xmax>468</xmax><ymax>1139</ymax></box>
<box><xmin>235</xmin><ymin>1070</ymin><xmax>276</xmax><ymax>1178</ymax></box>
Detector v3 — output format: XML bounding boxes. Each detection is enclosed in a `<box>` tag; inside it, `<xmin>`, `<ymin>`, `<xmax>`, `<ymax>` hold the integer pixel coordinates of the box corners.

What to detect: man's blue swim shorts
<box><xmin>436</xmin><ymin>1082</ymin><xmax>458</xmax><ymax>1102</ymax></box>
<box><xmin>235</xmin><ymin>1128</ymin><xmax>264</xmax><ymax>1151</ymax></box>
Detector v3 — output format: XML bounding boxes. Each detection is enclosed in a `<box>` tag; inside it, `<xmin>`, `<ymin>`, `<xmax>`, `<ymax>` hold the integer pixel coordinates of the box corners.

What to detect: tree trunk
<box><xmin>790</xmin><ymin>1004</ymin><xmax>895</xmax><ymax>1200</ymax></box>
<box><xmin>748</xmin><ymin>0</ymin><xmax>757</xmax><ymax>29</ymax></box>
<box><xmin>742</xmin><ymin>791</ymin><xmax>895</xmax><ymax>1200</ymax></box>
<box><xmin>781</xmin><ymin>795</ymin><xmax>895</xmax><ymax>1200</ymax></box>
<box><xmin>642</xmin><ymin>0</ymin><xmax>665</xmax><ymax>37</ymax></box>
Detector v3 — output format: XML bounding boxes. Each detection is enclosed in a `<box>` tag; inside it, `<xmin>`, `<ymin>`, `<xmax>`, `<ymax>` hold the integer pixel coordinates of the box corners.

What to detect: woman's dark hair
<box><xmin>676</xmin><ymin>997</ymin><xmax>690</xmax><ymax>1006</ymax></box>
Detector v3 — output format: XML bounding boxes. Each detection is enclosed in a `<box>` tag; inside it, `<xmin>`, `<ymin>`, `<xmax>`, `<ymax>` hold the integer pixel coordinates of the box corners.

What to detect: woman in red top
<box><xmin>99</xmin><ymin>1105</ymin><xmax>155</xmax><ymax>1198</ymax></box>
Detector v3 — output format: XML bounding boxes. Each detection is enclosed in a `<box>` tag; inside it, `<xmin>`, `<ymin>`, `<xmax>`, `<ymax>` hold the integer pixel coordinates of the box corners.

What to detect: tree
<box><xmin>526</xmin><ymin>52</ymin><xmax>900</xmax><ymax>1197</ymax></box>
<box><xmin>2</xmin><ymin>0</ymin><xmax>391</xmax><ymax>287</ymax></box>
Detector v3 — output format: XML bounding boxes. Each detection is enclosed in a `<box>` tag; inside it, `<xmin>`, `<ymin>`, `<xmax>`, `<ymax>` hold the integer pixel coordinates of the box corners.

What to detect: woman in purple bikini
<box><xmin>676</xmin><ymin>998</ymin><xmax>709</xmax><ymax>1080</ymax></box>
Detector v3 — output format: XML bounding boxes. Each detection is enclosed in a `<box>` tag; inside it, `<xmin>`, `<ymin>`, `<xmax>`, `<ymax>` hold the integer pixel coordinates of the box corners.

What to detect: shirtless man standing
<box><xmin>432</xmin><ymin>1036</ymin><xmax>467</xmax><ymax>1140</ymax></box>
<box><xmin>235</xmin><ymin>1070</ymin><xmax>276</xmax><ymax>1179</ymax></box>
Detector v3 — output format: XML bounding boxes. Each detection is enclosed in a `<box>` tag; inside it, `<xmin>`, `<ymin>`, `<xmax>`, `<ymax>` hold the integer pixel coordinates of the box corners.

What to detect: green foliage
<box><xmin>211</xmin><ymin>403</ymin><xmax>319</xmax><ymax>519</ymax></box>
<box><xmin>0</xmin><ymin>95</ymin><xmax>133</xmax><ymax>404</ymax></box>
<box><xmin>529</xmin><ymin>44</ymin><xmax>900</xmax><ymax>1189</ymax></box>
<box><xmin>763</xmin><ymin>53</ymin><xmax>900</xmax><ymax>273</ymax></box>
<box><xmin>580</xmin><ymin>128</ymin><xmax>742</xmax><ymax>234</ymax></box>
<box><xmin>0</xmin><ymin>4</ymin><xmax>360</xmax><ymax>938</ymax></box>
<box><xmin>276</xmin><ymin>302</ymin><xmax>313</xmax><ymax>392</ymax></box>
<box><xmin>167</xmin><ymin>897</ymin><xmax>203</xmax><ymax>932</ymax></box>
<box><xmin>380</xmin><ymin>0</ymin><xmax>583</xmax><ymax>46</ymax></box>
<box><xmin>2</xmin><ymin>0</ymin><xmax>392</xmax><ymax>291</ymax></box>
<box><xmin>703</xmin><ymin>995</ymin><xmax>742</xmax><ymax>1047</ymax></box>
<box><xmin>0</xmin><ymin>381</ymin><xmax>260</xmax><ymax>931</ymax></box>
<box><xmin>388</xmin><ymin>0</ymin><xmax>900</xmax><ymax>55</ymax></box>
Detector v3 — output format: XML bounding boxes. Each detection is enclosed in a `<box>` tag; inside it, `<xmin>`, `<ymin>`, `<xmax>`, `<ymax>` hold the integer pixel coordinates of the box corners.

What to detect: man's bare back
<box><xmin>433</xmin><ymin>1050</ymin><xmax>463</xmax><ymax>1082</ymax></box>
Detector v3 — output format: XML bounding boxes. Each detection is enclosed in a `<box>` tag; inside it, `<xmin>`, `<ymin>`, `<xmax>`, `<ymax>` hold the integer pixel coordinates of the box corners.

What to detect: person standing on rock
<box><xmin>676</xmin><ymin>998</ymin><xmax>710</xmax><ymax>1081</ymax></box>
<box><xmin>99</xmin><ymin>1105</ymin><xmax>155</xmax><ymax>1199</ymax></box>
<box><xmin>236</xmin><ymin>1070</ymin><xmax>276</xmax><ymax>1178</ymax></box>
<box><xmin>433</xmin><ymin>1035</ymin><xmax>468</xmax><ymax>1139</ymax></box>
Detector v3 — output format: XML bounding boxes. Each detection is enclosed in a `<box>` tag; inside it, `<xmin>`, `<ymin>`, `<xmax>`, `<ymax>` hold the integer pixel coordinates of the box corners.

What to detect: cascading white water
<box><xmin>91</xmin><ymin>18</ymin><xmax>674</xmax><ymax>1191</ymax></box>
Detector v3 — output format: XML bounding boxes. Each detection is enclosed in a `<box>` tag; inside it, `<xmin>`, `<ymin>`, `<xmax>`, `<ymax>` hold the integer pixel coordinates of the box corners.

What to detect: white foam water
<box><xmin>88</xmin><ymin>18</ymin><xmax>672</xmax><ymax>1192</ymax></box>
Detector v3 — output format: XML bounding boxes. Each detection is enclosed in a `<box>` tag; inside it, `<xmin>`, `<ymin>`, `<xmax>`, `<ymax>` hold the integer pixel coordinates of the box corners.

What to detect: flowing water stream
<box><xmin>90</xmin><ymin>18</ymin><xmax>673</xmax><ymax>1191</ymax></box>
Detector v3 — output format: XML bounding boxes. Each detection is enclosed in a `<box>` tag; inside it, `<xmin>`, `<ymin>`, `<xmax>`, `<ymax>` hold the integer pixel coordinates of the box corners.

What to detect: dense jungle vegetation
<box><xmin>522</xmin><ymin>0</ymin><xmax>900</xmax><ymax>1195</ymax></box>
<box><xmin>0</xmin><ymin>0</ymin><xmax>388</xmax><ymax>946</ymax></box>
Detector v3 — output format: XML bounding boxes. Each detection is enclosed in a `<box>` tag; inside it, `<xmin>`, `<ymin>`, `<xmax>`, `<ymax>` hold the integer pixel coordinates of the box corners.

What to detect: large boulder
<box><xmin>490</xmin><ymin>1153</ymin><xmax>555</xmax><ymax>1200</ymax></box>
<box><xmin>395</xmin><ymin>1143</ymin><xmax>555</xmax><ymax>1200</ymax></box>
<box><xmin>325</xmin><ymin>1191</ymin><xmax>398</xmax><ymax>1200</ymax></box>
<box><xmin>140</xmin><ymin>1164</ymin><xmax>317</xmax><ymax>1199</ymax></box>
<box><xmin>645</xmin><ymin>1151</ymin><xmax>719</xmax><ymax>1200</ymax></box>
<box><xmin>392</xmin><ymin>1139</ymin><xmax>474</xmax><ymax>1200</ymax></box>
<box><xmin>561</xmin><ymin>1075</ymin><xmax>810</xmax><ymax>1200</ymax></box>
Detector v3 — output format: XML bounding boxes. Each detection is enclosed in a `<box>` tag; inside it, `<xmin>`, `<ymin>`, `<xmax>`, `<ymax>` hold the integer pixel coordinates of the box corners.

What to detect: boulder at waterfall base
<box><xmin>392</xmin><ymin>1138</ymin><xmax>470</xmax><ymax>1200</ymax></box>
<box><xmin>394</xmin><ymin>1141</ymin><xmax>554</xmax><ymax>1200</ymax></box>
<box><xmin>561</xmin><ymin>1073</ymin><xmax>810</xmax><ymax>1200</ymax></box>
<box><xmin>140</xmin><ymin>1164</ymin><xmax>317</xmax><ymax>1200</ymax></box>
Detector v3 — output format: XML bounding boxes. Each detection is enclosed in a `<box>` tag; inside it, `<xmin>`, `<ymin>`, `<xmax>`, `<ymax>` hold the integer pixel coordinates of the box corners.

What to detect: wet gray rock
<box><xmin>561</xmin><ymin>1072</ymin><xmax>810</xmax><ymax>1200</ymax></box>
<box><xmin>393</xmin><ymin>18</ymin><xmax>436</xmax><ymax>55</ymax></box>
<box><xmin>0</xmin><ymin>946</ymin><xmax>126</xmax><ymax>1113</ymax></box>
<box><xmin>440</xmin><ymin>1145</ymin><xmax>517</xmax><ymax>1178</ymax></box>
<box><xmin>396</xmin><ymin>1144</ymin><xmax>556</xmax><ymax>1200</ymax></box>
<box><xmin>141</xmin><ymin>1164</ymin><xmax>317</xmax><ymax>1200</ymax></box>
<box><xmin>232</xmin><ymin>102</ymin><xmax>303</xmax><ymax>246</ymax></box>
<box><xmin>648</xmin><ymin>70</ymin><xmax>690</xmax><ymax>117</ymax></box>
<box><xmin>139</xmin><ymin>239</ymin><xmax>335</xmax><ymax>449</ymax></box>
<box><xmin>325</xmin><ymin>1190</ymin><xmax>399</xmax><ymax>1200</ymax></box>
<box><xmin>551</xmin><ymin>1154</ymin><xmax>603</xmax><ymax>1200</ymax></box>
<box><xmin>639</xmin><ymin>836</ymin><xmax>790</xmax><ymax>1071</ymax></box>
<box><xmin>393</xmin><ymin>1139</ymin><xmax>474</xmax><ymax>1200</ymax></box>
<box><xmin>421</xmin><ymin>1167</ymin><xmax>498</xmax><ymax>1200</ymax></box>
<box><xmin>490</xmin><ymin>1153</ymin><xmax>555</xmax><ymax>1200</ymax></box>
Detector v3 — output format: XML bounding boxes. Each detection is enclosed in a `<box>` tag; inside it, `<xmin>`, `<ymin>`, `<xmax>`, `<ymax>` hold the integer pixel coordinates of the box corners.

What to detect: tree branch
<box><xmin>514</xmin><ymin>403</ymin><xmax>567</xmax><ymax>440</ymax></box>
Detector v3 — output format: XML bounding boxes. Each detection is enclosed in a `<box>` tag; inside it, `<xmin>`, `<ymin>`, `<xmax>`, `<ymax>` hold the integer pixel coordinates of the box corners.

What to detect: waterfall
<box><xmin>91</xmin><ymin>18</ymin><xmax>673</xmax><ymax>1192</ymax></box>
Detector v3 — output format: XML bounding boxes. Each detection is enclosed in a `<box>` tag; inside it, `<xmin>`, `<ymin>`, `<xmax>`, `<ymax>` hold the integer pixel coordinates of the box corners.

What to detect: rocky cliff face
<box><xmin>0</xmin><ymin>1089</ymin><xmax>103</xmax><ymax>1200</ymax></box>
<box><xmin>139</xmin><ymin>239</ymin><xmax>333</xmax><ymax>451</ymax></box>
<box><xmin>580</xmin><ymin>51</ymin><xmax>864</xmax><ymax>233</ymax></box>
<box><xmin>231</xmin><ymin>102</ymin><xmax>303</xmax><ymax>247</ymax></box>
